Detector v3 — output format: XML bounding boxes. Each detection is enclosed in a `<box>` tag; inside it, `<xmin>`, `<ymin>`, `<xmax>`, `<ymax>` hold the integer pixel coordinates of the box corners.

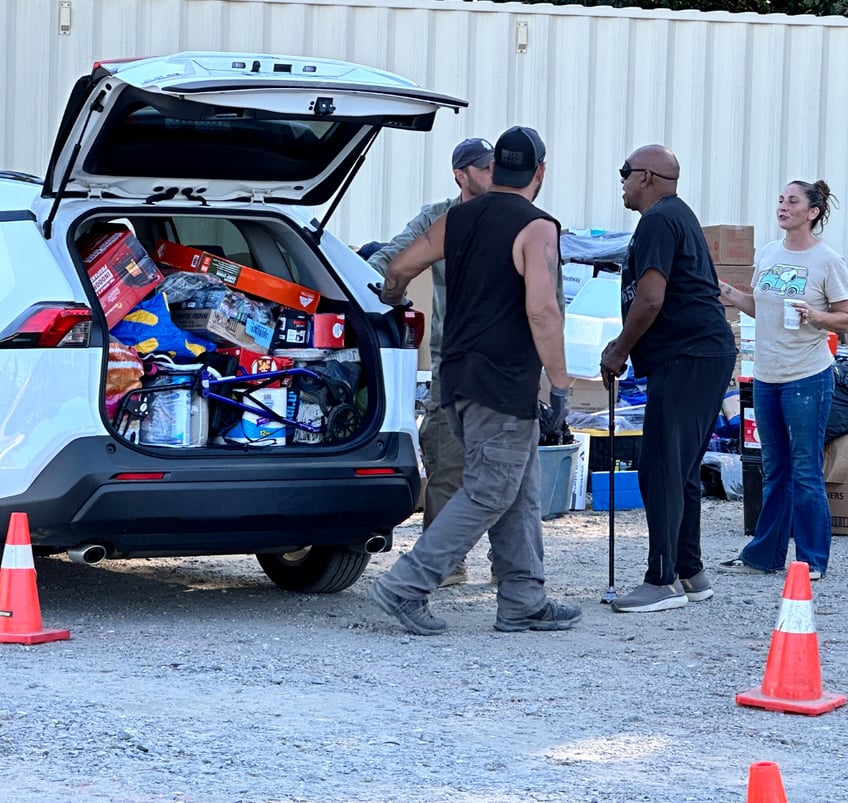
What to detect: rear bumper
<box><xmin>1</xmin><ymin>434</ymin><xmax>420</xmax><ymax>555</ymax></box>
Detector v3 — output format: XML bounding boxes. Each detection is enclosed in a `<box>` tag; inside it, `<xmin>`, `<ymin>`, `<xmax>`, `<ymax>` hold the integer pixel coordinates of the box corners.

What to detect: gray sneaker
<box><xmin>611</xmin><ymin>578</ymin><xmax>688</xmax><ymax>613</ymax></box>
<box><xmin>439</xmin><ymin>560</ymin><xmax>468</xmax><ymax>588</ymax></box>
<box><xmin>369</xmin><ymin>579</ymin><xmax>447</xmax><ymax>636</ymax></box>
<box><xmin>494</xmin><ymin>600</ymin><xmax>583</xmax><ymax>632</ymax></box>
<box><xmin>680</xmin><ymin>569</ymin><xmax>714</xmax><ymax>602</ymax></box>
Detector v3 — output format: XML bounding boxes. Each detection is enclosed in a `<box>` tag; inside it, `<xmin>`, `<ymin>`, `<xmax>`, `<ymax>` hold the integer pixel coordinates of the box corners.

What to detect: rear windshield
<box><xmin>84</xmin><ymin>102</ymin><xmax>359</xmax><ymax>182</ymax></box>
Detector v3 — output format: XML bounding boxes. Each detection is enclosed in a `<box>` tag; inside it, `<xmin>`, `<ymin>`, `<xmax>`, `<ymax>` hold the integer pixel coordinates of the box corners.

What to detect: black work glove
<box><xmin>548</xmin><ymin>386</ymin><xmax>570</xmax><ymax>435</ymax></box>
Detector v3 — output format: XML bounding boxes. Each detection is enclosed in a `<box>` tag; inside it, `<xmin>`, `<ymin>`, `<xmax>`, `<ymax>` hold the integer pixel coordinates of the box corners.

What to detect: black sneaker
<box><xmin>494</xmin><ymin>600</ymin><xmax>582</xmax><ymax>632</ymax></box>
<box><xmin>717</xmin><ymin>558</ymin><xmax>773</xmax><ymax>575</ymax></box>
<box><xmin>369</xmin><ymin>579</ymin><xmax>447</xmax><ymax>636</ymax></box>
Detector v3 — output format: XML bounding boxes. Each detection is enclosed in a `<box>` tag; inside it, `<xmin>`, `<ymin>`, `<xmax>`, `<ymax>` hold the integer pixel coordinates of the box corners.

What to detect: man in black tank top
<box><xmin>369</xmin><ymin>127</ymin><xmax>583</xmax><ymax>636</ymax></box>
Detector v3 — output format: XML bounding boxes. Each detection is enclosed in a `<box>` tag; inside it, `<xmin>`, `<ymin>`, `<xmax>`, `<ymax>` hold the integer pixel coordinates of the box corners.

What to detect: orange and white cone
<box><xmin>746</xmin><ymin>761</ymin><xmax>787</xmax><ymax>803</ymax></box>
<box><xmin>0</xmin><ymin>512</ymin><xmax>70</xmax><ymax>645</ymax></box>
<box><xmin>736</xmin><ymin>561</ymin><xmax>845</xmax><ymax>715</ymax></box>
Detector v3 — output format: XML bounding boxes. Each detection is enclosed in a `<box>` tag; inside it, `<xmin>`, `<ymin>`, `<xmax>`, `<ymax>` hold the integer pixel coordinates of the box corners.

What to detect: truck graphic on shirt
<box><xmin>755</xmin><ymin>264</ymin><xmax>808</xmax><ymax>296</ymax></box>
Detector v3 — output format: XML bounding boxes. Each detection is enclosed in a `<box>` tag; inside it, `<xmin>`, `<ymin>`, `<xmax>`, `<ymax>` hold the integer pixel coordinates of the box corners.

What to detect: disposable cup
<box><xmin>783</xmin><ymin>300</ymin><xmax>801</xmax><ymax>330</ymax></box>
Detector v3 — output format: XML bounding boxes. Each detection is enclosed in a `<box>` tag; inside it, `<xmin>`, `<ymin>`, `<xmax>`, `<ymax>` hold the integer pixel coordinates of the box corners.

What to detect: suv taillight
<box><xmin>0</xmin><ymin>304</ymin><xmax>92</xmax><ymax>348</ymax></box>
<box><xmin>402</xmin><ymin>309</ymin><xmax>425</xmax><ymax>349</ymax></box>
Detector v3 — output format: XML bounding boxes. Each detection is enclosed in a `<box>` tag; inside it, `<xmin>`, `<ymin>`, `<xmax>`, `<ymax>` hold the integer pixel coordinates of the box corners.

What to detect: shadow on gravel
<box><xmin>28</xmin><ymin>554</ymin><xmax>366</xmax><ymax>625</ymax></box>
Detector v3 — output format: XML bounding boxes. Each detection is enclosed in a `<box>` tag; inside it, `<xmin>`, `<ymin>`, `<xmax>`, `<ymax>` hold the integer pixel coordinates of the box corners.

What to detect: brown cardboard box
<box><xmin>823</xmin><ymin>435</ymin><xmax>848</xmax><ymax>534</ymax></box>
<box><xmin>540</xmin><ymin>373</ymin><xmax>616</xmax><ymax>413</ymax></box>
<box><xmin>408</xmin><ymin>269</ymin><xmax>433</xmax><ymax>372</ymax></box>
<box><xmin>824</xmin><ymin>434</ymin><xmax>848</xmax><ymax>484</ymax></box>
<box><xmin>171</xmin><ymin>307</ymin><xmax>269</xmax><ymax>351</ymax></box>
<box><xmin>703</xmin><ymin>226</ymin><xmax>755</xmax><ymax>266</ymax></box>
<box><xmin>826</xmin><ymin>483</ymin><xmax>848</xmax><ymax>535</ymax></box>
<box><xmin>716</xmin><ymin>265</ymin><xmax>755</xmax><ymax>304</ymax></box>
<box><xmin>570</xmin><ymin>378</ymin><xmax>615</xmax><ymax>413</ymax></box>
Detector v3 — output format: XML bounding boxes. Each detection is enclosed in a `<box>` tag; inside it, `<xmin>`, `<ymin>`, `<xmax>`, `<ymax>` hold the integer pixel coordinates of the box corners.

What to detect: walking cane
<box><xmin>601</xmin><ymin>375</ymin><xmax>617</xmax><ymax>603</ymax></box>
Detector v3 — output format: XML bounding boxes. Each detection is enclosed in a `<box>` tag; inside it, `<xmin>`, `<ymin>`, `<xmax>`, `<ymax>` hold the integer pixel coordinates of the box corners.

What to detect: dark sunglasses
<box><xmin>619</xmin><ymin>161</ymin><xmax>677</xmax><ymax>181</ymax></box>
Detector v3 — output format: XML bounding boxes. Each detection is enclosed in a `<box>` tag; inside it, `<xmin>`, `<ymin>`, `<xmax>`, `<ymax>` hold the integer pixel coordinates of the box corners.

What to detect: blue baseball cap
<box><xmin>452</xmin><ymin>138</ymin><xmax>495</xmax><ymax>170</ymax></box>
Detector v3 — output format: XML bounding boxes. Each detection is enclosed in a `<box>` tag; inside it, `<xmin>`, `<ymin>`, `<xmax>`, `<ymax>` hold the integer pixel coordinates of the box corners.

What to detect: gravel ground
<box><xmin>3</xmin><ymin>497</ymin><xmax>848</xmax><ymax>803</ymax></box>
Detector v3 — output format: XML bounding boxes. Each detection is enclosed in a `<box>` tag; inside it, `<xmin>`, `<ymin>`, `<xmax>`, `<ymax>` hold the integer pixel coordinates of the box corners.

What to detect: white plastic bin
<box><xmin>564</xmin><ymin>274</ymin><xmax>622</xmax><ymax>380</ymax></box>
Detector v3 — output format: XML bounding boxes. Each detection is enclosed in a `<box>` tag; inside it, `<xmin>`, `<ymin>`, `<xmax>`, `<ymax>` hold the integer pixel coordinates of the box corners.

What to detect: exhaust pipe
<box><xmin>67</xmin><ymin>544</ymin><xmax>108</xmax><ymax>566</ymax></box>
<box><xmin>363</xmin><ymin>534</ymin><xmax>388</xmax><ymax>554</ymax></box>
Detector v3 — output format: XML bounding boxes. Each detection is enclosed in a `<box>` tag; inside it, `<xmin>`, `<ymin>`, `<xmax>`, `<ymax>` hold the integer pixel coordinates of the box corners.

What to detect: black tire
<box><xmin>326</xmin><ymin>404</ymin><xmax>363</xmax><ymax>442</ymax></box>
<box><xmin>256</xmin><ymin>545</ymin><xmax>371</xmax><ymax>593</ymax></box>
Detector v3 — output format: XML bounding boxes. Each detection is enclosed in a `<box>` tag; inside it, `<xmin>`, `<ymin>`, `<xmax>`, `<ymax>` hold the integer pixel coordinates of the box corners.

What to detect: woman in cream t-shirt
<box><xmin>718</xmin><ymin>180</ymin><xmax>848</xmax><ymax>579</ymax></box>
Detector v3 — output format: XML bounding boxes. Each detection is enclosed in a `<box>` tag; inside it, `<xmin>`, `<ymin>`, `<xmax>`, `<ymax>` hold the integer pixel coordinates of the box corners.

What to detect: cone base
<box><xmin>737</xmin><ymin>686</ymin><xmax>847</xmax><ymax>716</ymax></box>
<box><xmin>0</xmin><ymin>627</ymin><xmax>70</xmax><ymax>645</ymax></box>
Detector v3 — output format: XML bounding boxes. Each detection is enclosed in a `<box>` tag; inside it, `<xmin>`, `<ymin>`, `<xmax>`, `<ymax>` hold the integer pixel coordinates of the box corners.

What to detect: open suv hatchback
<box><xmin>0</xmin><ymin>52</ymin><xmax>465</xmax><ymax>592</ymax></box>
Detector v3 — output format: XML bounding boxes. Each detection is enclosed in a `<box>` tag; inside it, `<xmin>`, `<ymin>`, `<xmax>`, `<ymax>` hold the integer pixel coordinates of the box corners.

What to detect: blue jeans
<box><xmin>741</xmin><ymin>366</ymin><xmax>834</xmax><ymax>574</ymax></box>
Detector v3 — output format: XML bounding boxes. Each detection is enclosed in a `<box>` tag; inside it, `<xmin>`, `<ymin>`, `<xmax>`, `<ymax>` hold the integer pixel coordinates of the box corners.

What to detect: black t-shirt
<box><xmin>440</xmin><ymin>192</ymin><xmax>562</xmax><ymax>419</ymax></box>
<box><xmin>622</xmin><ymin>194</ymin><xmax>736</xmax><ymax>377</ymax></box>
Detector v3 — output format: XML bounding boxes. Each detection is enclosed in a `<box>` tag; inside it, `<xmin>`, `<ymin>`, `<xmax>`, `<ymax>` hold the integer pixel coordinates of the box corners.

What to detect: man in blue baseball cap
<box><xmin>368</xmin><ymin>136</ymin><xmax>494</xmax><ymax>587</ymax></box>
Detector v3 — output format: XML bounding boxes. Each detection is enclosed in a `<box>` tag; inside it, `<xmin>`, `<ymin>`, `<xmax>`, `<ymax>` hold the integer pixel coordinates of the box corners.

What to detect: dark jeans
<box><xmin>640</xmin><ymin>354</ymin><xmax>736</xmax><ymax>585</ymax></box>
<box><xmin>740</xmin><ymin>366</ymin><xmax>834</xmax><ymax>574</ymax></box>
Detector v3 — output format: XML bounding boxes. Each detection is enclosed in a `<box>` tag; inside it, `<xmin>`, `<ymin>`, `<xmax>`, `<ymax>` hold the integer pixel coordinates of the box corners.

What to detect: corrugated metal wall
<box><xmin>4</xmin><ymin>0</ymin><xmax>848</xmax><ymax>257</ymax></box>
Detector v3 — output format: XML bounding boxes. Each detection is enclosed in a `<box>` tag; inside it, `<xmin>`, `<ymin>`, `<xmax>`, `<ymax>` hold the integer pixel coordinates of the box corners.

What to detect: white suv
<box><xmin>0</xmin><ymin>52</ymin><xmax>465</xmax><ymax>592</ymax></box>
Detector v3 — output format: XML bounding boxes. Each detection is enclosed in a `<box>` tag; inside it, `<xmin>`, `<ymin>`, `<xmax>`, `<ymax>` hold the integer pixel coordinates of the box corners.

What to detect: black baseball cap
<box><xmin>451</xmin><ymin>138</ymin><xmax>495</xmax><ymax>170</ymax></box>
<box><xmin>493</xmin><ymin>126</ymin><xmax>546</xmax><ymax>188</ymax></box>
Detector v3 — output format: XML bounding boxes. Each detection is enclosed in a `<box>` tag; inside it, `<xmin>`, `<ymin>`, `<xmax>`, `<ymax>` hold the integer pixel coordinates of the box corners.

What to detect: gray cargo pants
<box><xmin>380</xmin><ymin>398</ymin><xmax>547</xmax><ymax>619</ymax></box>
<box><xmin>418</xmin><ymin>377</ymin><xmax>465</xmax><ymax>530</ymax></box>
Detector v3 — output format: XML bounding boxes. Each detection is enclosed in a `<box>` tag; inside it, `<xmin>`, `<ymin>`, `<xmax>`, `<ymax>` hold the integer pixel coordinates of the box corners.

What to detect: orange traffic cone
<box><xmin>0</xmin><ymin>512</ymin><xmax>70</xmax><ymax>645</ymax></box>
<box><xmin>746</xmin><ymin>762</ymin><xmax>787</xmax><ymax>803</ymax></box>
<box><xmin>736</xmin><ymin>561</ymin><xmax>845</xmax><ymax>715</ymax></box>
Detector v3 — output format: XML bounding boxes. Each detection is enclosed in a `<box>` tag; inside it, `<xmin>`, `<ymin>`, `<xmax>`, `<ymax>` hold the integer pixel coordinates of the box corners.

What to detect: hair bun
<box><xmin>815</xmin><ymin>179</ymin><xmax>832</xmax><ymax>200</ymax></box>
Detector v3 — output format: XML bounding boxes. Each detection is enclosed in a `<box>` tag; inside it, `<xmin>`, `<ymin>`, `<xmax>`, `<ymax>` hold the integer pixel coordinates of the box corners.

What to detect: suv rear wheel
<box><xmin>256</xmin><ymin>545</ymin><xmax>371</xmax><ymax>593</ymax></box>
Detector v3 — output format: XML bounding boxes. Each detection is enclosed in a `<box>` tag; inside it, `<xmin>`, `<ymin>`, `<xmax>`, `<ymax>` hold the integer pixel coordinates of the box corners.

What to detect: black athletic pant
<box><xmin>640</xmin><ymin>354</ymin><xmax>737</xmax><ymax>586</ymax></box>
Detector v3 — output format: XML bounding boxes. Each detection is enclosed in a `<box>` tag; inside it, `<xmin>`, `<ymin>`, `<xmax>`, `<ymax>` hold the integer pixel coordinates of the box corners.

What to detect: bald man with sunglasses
<box><xmin>601</xmin><ymin>144</ymin><xmax>736</xmax><ymax>613</ymax></box>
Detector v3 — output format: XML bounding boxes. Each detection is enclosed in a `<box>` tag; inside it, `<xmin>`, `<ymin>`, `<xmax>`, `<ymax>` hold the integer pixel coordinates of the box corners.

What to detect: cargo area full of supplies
<box><xmin>76</xmin><ymin>213</ymin><xmax>372</xmax><ymax>451</ymax></box>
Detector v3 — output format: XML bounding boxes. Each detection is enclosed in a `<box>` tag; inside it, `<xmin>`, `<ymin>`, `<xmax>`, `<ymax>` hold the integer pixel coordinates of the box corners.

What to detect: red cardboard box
<box><xmin>311</xmin><ymin>313</ymin><xmax>345</xmax><ymax>348</ymax></box>
<box><xmin>153</xmin><ymin>240</ymin><xmax>320</xmax><ymax>313</ymax></box>
<box><xmin>79</xmin><ymin>228</ymin><xmax>164</xmax><ymax>328</ymax></box>
<box><xmin>217</xmin><ymin>347</ymin><xmax>294</xmax><ymax>388</ymax></box>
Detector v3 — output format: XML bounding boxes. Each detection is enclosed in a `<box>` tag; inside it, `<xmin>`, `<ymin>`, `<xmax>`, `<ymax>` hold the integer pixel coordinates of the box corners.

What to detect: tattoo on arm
<box><xmin>544</xmin><ymin>240</ymin><xmax>559</xmax><ymax>284</ymax></box>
